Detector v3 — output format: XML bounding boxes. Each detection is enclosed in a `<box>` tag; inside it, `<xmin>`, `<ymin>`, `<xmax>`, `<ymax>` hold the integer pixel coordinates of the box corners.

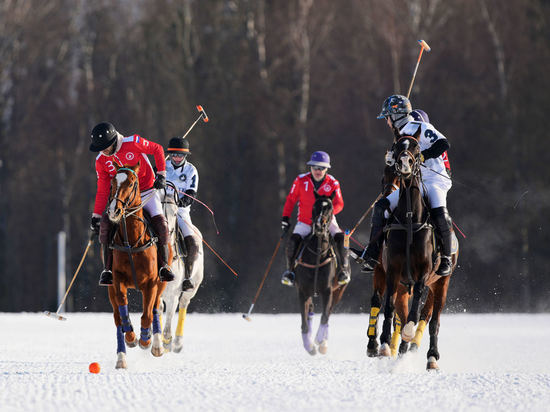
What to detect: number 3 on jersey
<box><xmin>425</xmin><ymin>129</ymin><xmax>438</xmax><ymax>143</ymax></box>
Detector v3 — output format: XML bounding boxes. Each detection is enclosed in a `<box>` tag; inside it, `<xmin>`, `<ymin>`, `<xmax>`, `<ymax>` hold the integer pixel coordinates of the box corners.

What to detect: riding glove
<box><xmin>178</xmin><ymin>190</ymin><xmax>196</xmax><ymax>208</ymax></box>
<box><xmin>153</xmin><ymin>173</ymin><xmax>166</xmax><ymax>190</ymax></box>
<box><xmin>90</xmin><ymin>216</ymin><xmax>101</xmax><ymax>239</ymax></box>
<box><xmin>281</xmin><ymin>216</ymin><xmax>290</xmax><ymax>236</ymax></box>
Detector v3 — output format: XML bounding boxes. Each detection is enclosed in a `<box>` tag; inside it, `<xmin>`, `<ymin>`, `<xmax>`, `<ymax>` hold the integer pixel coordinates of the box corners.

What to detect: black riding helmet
<box><xmin>167</xmin><ymin>137</ymin><xmax>191</xmax><ymax>154</ymax></box>
<box><xmin>89</xmin><ymin>122</ymin><xmax>118</xmax><ymax>152</ymax></box>
<box><xmin>377</xmin><ymin>95</ymin><xmax>412</xmax><ymax>120</ymax></box>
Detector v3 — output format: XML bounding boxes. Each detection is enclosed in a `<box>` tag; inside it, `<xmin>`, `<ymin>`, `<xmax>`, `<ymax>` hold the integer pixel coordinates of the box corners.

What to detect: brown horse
<box><xmin>105</xmin><ymin>163</ymin><xmax>169</xmax><ymax>369</ymax></box>
<box><xmin>295</xmin><ymin>193</ymin><xmax>347</xmax><ymax>355</ymax></box>
<box><xmin>378</xmin><ymin>136</ymin><xmax>458</xmax><ymax>370</ymax></box>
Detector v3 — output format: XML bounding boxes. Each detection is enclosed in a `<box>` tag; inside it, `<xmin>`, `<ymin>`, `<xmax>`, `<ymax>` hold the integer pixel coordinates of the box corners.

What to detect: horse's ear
<box><xmin>133</xmin><ymin>161</ymin><xmax>141</xmax><ymax>174</ymax></box>
<box><xmin>330</xmin><ymin>191</ymin><xmax>336</xmax><ymax>200</ymax></box>
<box><xmin>114</xmin><ymin>163</ymin><xmax>120</xmax><ymax>171</ymax></box>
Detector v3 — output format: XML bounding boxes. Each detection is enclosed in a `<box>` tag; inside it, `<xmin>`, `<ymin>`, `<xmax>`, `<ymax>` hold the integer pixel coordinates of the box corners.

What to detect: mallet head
<box><xmin>196</xmin><ymin>105</ymin><xmax>209</xmax><ymax>123</ymax></box>
<box><xmin>242</xmin><ymin>313</ymin><xmax>252</xmax><ymax>321</ymax></box>
<box><xmin>44</xmin><ymin>310</ymin><xmax>68</xmax><ymax>321</ymax></box>
<box><xmin>418</xmin><ymin>39</ymin><xmax>431</xmax><ymax>52</ymax></box>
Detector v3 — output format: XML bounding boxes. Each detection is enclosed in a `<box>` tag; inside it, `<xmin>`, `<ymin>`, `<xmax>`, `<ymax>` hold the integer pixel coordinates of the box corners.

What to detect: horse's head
<box><xmin>393</xmin><ymin>136</ymin><xmax>421</xmax><ymax>179</ymax></box>
<box><xmin>107</xmin><ymin>163</ymin><xmax>140</xmax><ymax>223</ymax></box>
<box><xmin>312</xmin><ymin>192</ymin><xmax>334</xmax><ymax>237</ymax></box>
<box><xmin>160</xmin><ymin>181</ymin><xmax>179</xmax><ymax>242</ymax></box>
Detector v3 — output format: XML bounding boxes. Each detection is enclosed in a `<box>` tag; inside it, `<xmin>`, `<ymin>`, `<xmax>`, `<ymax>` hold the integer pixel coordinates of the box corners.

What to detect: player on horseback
<box><xmin>89</xmin><ymin>122</ymin><xmax>175</xmax><ymax>286</ymax></box>
<box><xmin>361</xmin><ymin>95</ymin><xmax>454</xmax><ymax>276</ymax></box>
<box><xmin>280</xmin><ymin>151</ymin><xmax>351</xmax><ymax>287</ymax></box>
<box><xmin>165</xmin><ymin>136</ymin><xmax>200</xmax><ymax>291</ymax></box>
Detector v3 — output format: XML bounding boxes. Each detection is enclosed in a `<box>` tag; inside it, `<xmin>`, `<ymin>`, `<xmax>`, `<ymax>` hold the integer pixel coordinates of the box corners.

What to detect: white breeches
<box><xmin>177</xmin><ymin>210</ymin><xmax>195</xmax><ymax>237</ymax></box>
<box><xmin>293</xmin><ymin>216</ymin><xmax>341</xmax><ymax>238</ymax></box>
<box><xmin>385</xmin><ymin>178</ymin><xmax>451</xmax><ymax>217</ymax></box>
<box><xmin>141</xmin><ymin>189</ymin><xmax>163</xmax><ymax>218</ymax></box>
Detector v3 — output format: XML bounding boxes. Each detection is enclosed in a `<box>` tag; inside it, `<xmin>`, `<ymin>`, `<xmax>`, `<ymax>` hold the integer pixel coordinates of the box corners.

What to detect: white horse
<box><xmin>159</xmin><ymin>191</ymin><xmax>204</xmax><ymax>353</ymax></box>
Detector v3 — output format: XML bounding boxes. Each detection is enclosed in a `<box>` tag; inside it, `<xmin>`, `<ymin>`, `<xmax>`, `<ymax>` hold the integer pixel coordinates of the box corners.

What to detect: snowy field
<box><xmin>1</xmin><ymin>312</ymin><xmax>549</xmax><ymax>412</ymax></box>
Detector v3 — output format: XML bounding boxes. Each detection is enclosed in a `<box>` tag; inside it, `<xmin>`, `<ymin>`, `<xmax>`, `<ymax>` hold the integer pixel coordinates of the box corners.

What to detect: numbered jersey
<box><xmin>93</xmin><ymin>135</ymin><xmax>166</xmax><ymax>215</ymax></box>
<box><xmin>283</xmin><ymin>173</ymin><xmax>344</xmax><ymax>225</ymax></box>
<box><xmin>166</xmin><ymin>161</ymin><xmax>199</xmax><ymax>208</ymax></box>
<box><xmin>400</xmin><ymin>121</ymin><xmax>450</xmax><ymax>182</ymax></box>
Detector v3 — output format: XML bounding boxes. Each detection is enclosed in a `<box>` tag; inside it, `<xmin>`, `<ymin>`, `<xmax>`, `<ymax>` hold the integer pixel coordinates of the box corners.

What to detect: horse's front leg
<box><xmin>315</xmin><ymin>282</ymin><xmax>333</xmax><ymax>355</ymax></box>
<box><xmin>410</xmin><ymin>288</ymin><xmax>434</xmax><ymax>351</ymax></box>
<box><xmin>299</xmin><ymin>289</ymin><xmax>316</xmax><ymax>356</ymax></box>
<box><xmin>402</xmin><ymin>279</ymin><xmax>425</xmax><ymax>342</ymax></box>
<box><xmin>139</xmin><ymin>284</ymin><xmax>156</xmax><ymax>352</ymax></box>
<box><xmin>427</xmin><ymin>276</ymin><xmax>451</xmax><ymax>370</ymax></box>
<box><xmin>109</xmin><ymin>282</ymin><xmax>134</xmax><ymax>369</ymax></box>
<box><xmin>162</xmin><ymin>295</ymin><xmax>179</xmax><ymax>352</ymax></box>
<box><xmin>367</xmin><ymin>265</ymin><xmax>386</xmax><ymax>357</ymax></box>
<box><xmin>379</xmin><ymin>270</ymin><xmax>398</xmax><ymax>357</ymax></box>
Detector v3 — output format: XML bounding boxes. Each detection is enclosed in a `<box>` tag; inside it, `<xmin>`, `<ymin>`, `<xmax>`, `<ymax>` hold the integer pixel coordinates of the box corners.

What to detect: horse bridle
<box><xmin>110</xmin><ymin>167</ymin><xmax>140</xmax><ymax>214</ymax></box>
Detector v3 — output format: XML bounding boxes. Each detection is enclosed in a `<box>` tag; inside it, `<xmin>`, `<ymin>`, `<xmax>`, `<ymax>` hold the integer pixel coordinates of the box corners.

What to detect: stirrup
<box><xmin>436</xmin><ymin>256</ymin><xmax>452</xmax><ymax>277</ymax></box>
<box><xmin>281</xmin><ymin>270</ymin><xmax>295</xmax><ymax>286</ymax></box>
<box><xmin>337</xmin><ymin>271</ymin><xmax>351</xmax><ymax>285</ymax></box>
<box><xmin>360</xmin><ymin>257</ymin><xmax>378</xmax><ymax>273</ymax></box>
<box><xmin>159</xmin><ymin>266</ymin><xmax>175</xmax><ymax>282</ymax></box>
<box><xmin>99</xmin><ymin>269</ymin><xmax>113</xmax><ymax>286</ymax></box>
<box><xmin>181</xmin><ymin>278</ymin><xmax>194</xmax><ymax>291</ymax></box>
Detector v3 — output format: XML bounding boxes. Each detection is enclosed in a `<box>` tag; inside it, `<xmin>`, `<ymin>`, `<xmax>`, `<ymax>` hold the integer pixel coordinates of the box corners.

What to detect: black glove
<box><xmin>178</xmin><ymin>190</ymin><xmax>196</xmax><ymax>208</ymax></box>
<box><xmin>90</xmin><ymin>216</ymin><xmax>101</xmax><ymax>240</ymax></box>
<box><xmin>281</xmin><ymin>216</ymin><xmax>290</xmax><ymax>236</ymax></box>
<box><xmin>153</xmin><ymin>173</ymin><xmax>166</xmax><ymax>190</ymax></box>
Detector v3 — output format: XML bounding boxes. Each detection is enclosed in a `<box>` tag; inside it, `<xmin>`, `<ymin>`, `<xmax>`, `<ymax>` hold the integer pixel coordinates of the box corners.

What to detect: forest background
<box><xmin>1</xmin><ymin>0</ymin><xmax>549</xmax><ymax>314</ymax></box>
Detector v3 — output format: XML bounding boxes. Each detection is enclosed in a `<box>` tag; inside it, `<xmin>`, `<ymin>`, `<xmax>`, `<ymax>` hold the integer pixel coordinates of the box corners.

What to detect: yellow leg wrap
<box><xmin>367</xmin><ymin>307</ymin><xmax>380</xmax><ymax>337</ymax></box>
<box><xmin>175</xmin><ymin>307</ymin><xmax>187</xmax><ymax>337</ymax></box>
<box><xmin>390</xmin><ymin>315</ymin><xmax>401</xmax><ymax>357</ymax></box>
<box><xmin>159</xmin><ymin>314</ymin><xmax>163</xmax><ymax>329</ymax></box>
<box><xmin>411</xmin><ymin>319</ymin><xmax>427</xmax><ymax>347</ymax></box>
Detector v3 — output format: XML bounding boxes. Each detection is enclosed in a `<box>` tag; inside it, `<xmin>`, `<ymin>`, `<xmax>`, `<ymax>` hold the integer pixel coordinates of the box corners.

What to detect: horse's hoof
<box><xmin>173</xmin><ymin>344</ymin><xmax>183</xmax><ymax>353</ymax></box>
<box><xmin>378</xmin><ymin>343</ymin><xmax>391</xmax><ymax>357</ymax></box>
<box><xmin>318</xmin><ymin>340</ymin><xmax>328</xmax><ymax>355</ymax></box>
<box><xmin>151</xmin><ymin>346</ymin><xmax>164</xmax><ymax>357</ymax></box>
<box><xmin>139</xmin><ymin>339</ymin><xmax>151</xmax><ymax>349</ymax></box>
<box><xmin>401</xmin><ymin>321</ymin><xmax>416</xmax><ymax>342</ymax></box>
<box><xmin>410</xmin><ymin>343</ymin><xmax>419</xmax><ymax>352</ymax></box>
<box><xmin>125</xmin><ymin>333</ymin><xmax>138</xmax><ymax>348</ymax></box>
<box><xmin>367</xmin><ymin>348</ymin><xmax>378</xmax><ymax>357</ymax></box>
<box><xmin>427</xmin><ymin>356</ymin><xmax>440</xmax><ymax>371</ymax></box>
<box><xmin>398</xmin><ymin>341</ymin><xmax>409</xmax><ymax>356</ymax></box>
<box><xmin>173</xmin><ymin>336</ymin><xmax>183</xmax><ymax>353</ymax></box>
<box><xmin>115</xmin><ymin>352</ymin><xmax>127</xmax><ymax>369</ymax></box>
<box><xmin>307</xmin><ymin>346</ymin><xmax>317</xmax><ymax>356</ymax></box>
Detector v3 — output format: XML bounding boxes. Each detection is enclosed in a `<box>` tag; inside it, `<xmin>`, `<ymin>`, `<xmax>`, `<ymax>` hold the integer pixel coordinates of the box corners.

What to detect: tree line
<box><xmin>0</xmin><ymin>0</ymin><xmax>549</xmax><ymax>314</ymax></box>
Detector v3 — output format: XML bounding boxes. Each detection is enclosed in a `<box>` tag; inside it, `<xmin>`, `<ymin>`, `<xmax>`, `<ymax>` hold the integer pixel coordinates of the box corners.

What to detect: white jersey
<box><xmin>399</xmin><ymin>120</ymin><xmax>450</xmax><ymax>185</ymax></box>
<box><xmin>166</xmin><ymin>161</ymin><xmax>199</xmax><ymax>212</ymax></box>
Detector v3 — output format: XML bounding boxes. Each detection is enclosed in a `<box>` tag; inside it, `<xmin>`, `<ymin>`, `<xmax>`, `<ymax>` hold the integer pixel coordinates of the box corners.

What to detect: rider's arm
<box><xmin>282</xmin><ymin>177</ymin><xmax>300</xmax><ymax>218</ymax></box>
<box><xmin>422</xmin><ymin>139</ymin><xmax>449</xmax><ymax>160</ymax></box>
<box><xmin>135</xmin><ymin>135</ymin><xmax>166</xmax><ymax>174</ymax></box>
<box><xmin>332</xmin><ymin>182</ymin><xmax>344</xmax><ymax>215</ymax></box>
<box><xmin>93</xmin><ymin>159</ymin><xmax>111</xmax><ymax>216</ymax></box>
<box><xmin>188</xmin><ymin>165</ymin><xmax>199</xmax><ymax>192</ymax></box>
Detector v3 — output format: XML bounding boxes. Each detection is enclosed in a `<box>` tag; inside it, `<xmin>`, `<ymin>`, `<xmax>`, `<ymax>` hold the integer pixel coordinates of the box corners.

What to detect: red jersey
<box><xmin>283</xmin><ymin>173</ymin><xmax>344</xmax><ymax>225</ymax></box>
<box><xmin>93</xmin><ymin>135</ymin><xmax>166</xmax><ymax>215</ymax></box>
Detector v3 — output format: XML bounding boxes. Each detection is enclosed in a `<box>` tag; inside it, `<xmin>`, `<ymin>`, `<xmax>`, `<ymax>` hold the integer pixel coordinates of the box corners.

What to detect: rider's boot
<box><xmin>281</xmin><ymin>233</ymin><xmax>302</xmax><ymax>286</ymax></box>
<box><xmin>431</xmin><ymin>206</ymin><xmax>453</xmax><ymax>277</ymax></box>
<box><xmin>99</xmin><ymin>244</ymin><xmax>113</xmax><ymax>286</ymax></box>
<box><xmin>333</xmin><ymin>232</ymin><xmax>351</xmax><ymax>285</ymax></box>
<box><xmin>150</xmin><ymin>214</ymin><xmax>175</xmax><ymax>282</ymax></box>
<box><xmin>98</xmin><ymin>214</ymin><xmax>113</xmax><ymax>286</ymax></box>
<box><xmin>182</xmin><ymin>235</ymin><xmax>199</xmax><ymax>291</ymax></box>
<box><xmin>360</xmin><ymin>198</ymin><xmax>390</xmax><ymax>273</ymax></box>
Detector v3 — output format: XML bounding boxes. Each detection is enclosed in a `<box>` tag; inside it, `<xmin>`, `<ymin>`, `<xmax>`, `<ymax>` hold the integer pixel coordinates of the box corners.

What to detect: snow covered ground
<box><xmin>1</xmin><ymin>312</ymin><xmax>549</xmax><ymax>412</ymax></box>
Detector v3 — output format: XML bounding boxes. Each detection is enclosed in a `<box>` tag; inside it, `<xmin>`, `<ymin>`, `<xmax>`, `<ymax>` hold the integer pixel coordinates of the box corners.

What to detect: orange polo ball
<box><xmin>89</xmin><ymin>362</ymin><xmax>101</xmax><ymax>374</ymax></box>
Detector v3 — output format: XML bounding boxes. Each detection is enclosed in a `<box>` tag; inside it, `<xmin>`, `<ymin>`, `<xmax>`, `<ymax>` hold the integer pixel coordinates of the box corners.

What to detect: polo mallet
<box><xmin>242</xmin><ymin>236</ymin><xmax>284</xmax><ymax>321</ymax></box>
<box><xmin>182</xmin><ymin>105</ymin><xmax>209</xmax><ymax>139</ymax></box>
<box><xmin>406</xmin><ymin>40</ymin><xmax>431</xmax><ymax>99</ymax></box>
<box><xmin>44</xmin><ymin>239</ymin><xmax>93</xmax><ymax>321</ymax></box>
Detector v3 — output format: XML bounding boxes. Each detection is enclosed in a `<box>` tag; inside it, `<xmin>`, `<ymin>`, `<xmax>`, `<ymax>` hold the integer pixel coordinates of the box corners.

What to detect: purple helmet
<box><xmin>411</xmin><ymin>109</ymin><xmax>429</xmax><ymax>123</ymax></box>
<box><xmin>306</xmin><ymin>151</ymin><xmax>331</xmax><ymax>168</ymax></box>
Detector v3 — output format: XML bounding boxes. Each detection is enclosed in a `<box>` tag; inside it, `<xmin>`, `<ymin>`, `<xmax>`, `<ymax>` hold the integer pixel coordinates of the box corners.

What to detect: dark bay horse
<box><xmin>378</xmin><ymin>136</ymin><xmax>458</xmax><ymax>370</ymax></box>
<box><xmin>294</xmin><ymin>193</ymin><xmax>347</xmax><ymax>355</ymax></box>
<box><xmin>106</xmin><ymin>163</ymin><xmax>169</xmax><ymax>369</ymax></box>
